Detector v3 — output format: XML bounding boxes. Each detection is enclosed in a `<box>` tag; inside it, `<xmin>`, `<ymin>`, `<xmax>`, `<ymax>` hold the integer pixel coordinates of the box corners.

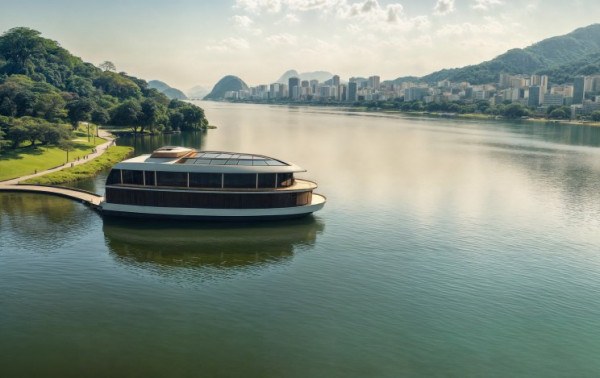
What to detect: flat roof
<box><xmin>116</xmin><ymin>149</ymin><xmax>306</xmax><ymax>174</ymax></box>
<box><xmin>179</xmin><ymin>151</ymin><xmax>288</xmax><ymax>167</ymax></box>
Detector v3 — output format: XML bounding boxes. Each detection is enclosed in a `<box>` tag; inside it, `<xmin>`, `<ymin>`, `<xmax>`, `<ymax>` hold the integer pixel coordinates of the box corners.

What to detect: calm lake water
<box><xmin>3</xmin><ymin>102</ymin><xmax>600</xmax><ymax>377</ymax></box>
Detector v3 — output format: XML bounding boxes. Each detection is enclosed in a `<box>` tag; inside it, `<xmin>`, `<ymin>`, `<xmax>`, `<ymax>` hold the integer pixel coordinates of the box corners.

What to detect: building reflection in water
<box><xmin>102</xmin><ymin>216</ymin><xmax>325</xmax><ymax>271</ymax></box>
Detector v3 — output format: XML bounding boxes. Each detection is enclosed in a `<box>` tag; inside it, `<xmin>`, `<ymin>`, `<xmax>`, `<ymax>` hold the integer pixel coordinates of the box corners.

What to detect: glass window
<box><xmin>106</xmin><ymin>169</ymin><xmax>121</xmax><ymax>185</ymax></box>
<box><xmin>157</xmin><ymin>171</ymin><xmax>187</xmax><ymax>187</ymax></box>
<box><xmin>277</xmin><ymin>173</ymin><xmax>294</xmax><ymax>187</ymax></box>
<box><xmin>189</xmin><ymin>173</ymin><xmax>222</xmax><ymax>188</ymax></box>
<box><xmin>122</xmin><ymin>170</ymin><xmax>144</xmax><ymax>185</ymax></box>
<box><xmin>258</xmin><ymin>173</ymin><xmax>276</xmax><ymax>188</ymax></box>
<box><xmin>145</xmin><ymin>171</ymin><xmax>155</xmax><ymax>186</ymax></box>
<box><xmin>224</xmin><ymin>174</ymin><xmax>256</xmax><ymax>188</ymax></box>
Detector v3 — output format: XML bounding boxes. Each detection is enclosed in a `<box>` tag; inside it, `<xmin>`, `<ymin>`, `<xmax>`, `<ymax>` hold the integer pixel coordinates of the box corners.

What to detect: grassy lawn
<box><xmin>22</xmin><ymin>146</ymin><xmax>133</xmax><ymax>185</ymax></box>
<box><xmin>0</xmin><ymin>125</ymin><xmax>106</xmax><ymax>181</ymax></box>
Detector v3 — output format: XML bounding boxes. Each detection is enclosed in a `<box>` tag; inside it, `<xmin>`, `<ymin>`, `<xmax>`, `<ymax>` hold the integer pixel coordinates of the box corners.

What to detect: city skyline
<box><xmin>0</xmin><ymin>0</ymin><xmax>598</xmax><ymax>90</ymax></box>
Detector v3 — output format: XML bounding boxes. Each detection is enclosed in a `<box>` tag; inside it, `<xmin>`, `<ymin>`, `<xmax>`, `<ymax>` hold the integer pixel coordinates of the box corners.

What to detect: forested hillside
<box><xmin>0</xmin><ymin>27</ymin><xmax>208</xmax><ymax>152</ymax></box>
<box><xmin>418</xmin><ymin>24</ymin><xmax>600</xmax><ymax>85</ymax></box>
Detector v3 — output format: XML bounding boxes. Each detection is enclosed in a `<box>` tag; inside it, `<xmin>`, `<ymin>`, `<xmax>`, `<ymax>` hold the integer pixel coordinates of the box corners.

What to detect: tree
<box><xmin>591</xmin><ymin>111</ymin><xmax>600</xmax><ymax>122</ymax></box>
<box><xmin>502</xmin><ymin>103</ymin><xmax>529</xmax><ymax>119</ymax></box>
<box><xmin>0</xmin><ymin>127</ymin><xmax>8</xmax><ymax>152</ymax></box>
<box><xmin>139</xmin><ymin>99</ymin><xmax>166</xmax><ymax>134</ymax></box>
<box><xmin>98</xmin><ymin>61</ymin><xmax>116</xmax><ymax>72</ymax></box>
<box><xmin>111</xmin><ymin>99</ymin><xmax>141</xmax><ymax>131</ymax></box>
<box><xmin>91</xmin><ymin>108</ymin><xmax>110</xmax><ymax>125</ymax></box>
<box><xmin>0</xmin><ymin>28</ymin><xmax>44</xmax><ymax>76</ymax></box>
<box><xmin>548</xmin><ymin>106</ymin><xmax>570</xmax><ymax>119</ymax></box>
<box><xmin>58</xmin><ymin>139</ymin><xmax>75</xmax><ymax>163</ymax></box>
<box><xmin>66</xmin><ymin>99</ymin><xmax>92</xmax><ymax>128</ymax></box>
<box><xmin>7</xmin><ymin>123</ymin><xmax>29</xmax><ymax>148</ymax></box>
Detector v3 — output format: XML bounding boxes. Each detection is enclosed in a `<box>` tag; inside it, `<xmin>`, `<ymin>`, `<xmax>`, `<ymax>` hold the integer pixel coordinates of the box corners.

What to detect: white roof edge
<box><xmin>113</xmin><ymin>161</ymin><xmax>306</xmax><ymax>174</ymax></box>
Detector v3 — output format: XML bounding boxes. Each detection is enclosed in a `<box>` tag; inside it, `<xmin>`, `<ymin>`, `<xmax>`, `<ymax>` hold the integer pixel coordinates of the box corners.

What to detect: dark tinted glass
<box><xmin>145</xmin><ymin>171</ymin><xmax>155</xmax><ymax>186</ymax></box>
<box><xmin>224</xmin><ymin>174</ymin><xmax>256</xmax><ymax>188</ymax></box>
<box><xmin>157</xmin><ymin>171</ymin><xmax>187</xmax><ymax>187</ymax></box>
<box><xmin>258</xmin><ymin>173</ymin><xmax>276</xmax><ymax>188</ymax></box>
<box><xmin>106</xmin><ymin>169</ymin><xmax>121</xmax><ymax>185</ymax></box>
<box><xmin>189</xmin><ymin>173</ymin><xmax>222</xmax><ymax>188</ymax></box>
<box><xmin>122</xmin><ymin>170</ymin><xmax>144</xmax><ymax>185</ymax></box>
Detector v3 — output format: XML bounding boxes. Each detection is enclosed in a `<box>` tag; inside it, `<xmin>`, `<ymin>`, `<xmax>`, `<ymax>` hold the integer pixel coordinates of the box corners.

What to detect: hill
<box><xmin>204</xmin><ymin>75</ymin><xmax>248</xmax><ymax>100</ymax></box>
<box><xmin>0</xmin><ymin>27</ymin><xmax>208</xmax><ymax>151</ymax></box>
<box><xmin>187</xmin><ymin>85</ymin><xmax>209</xmax><ymax>99</ymax></box>
<box><xmin>148</xmin><ymin>80</ymin><xmax>188</xmax><ymax>100</ymax></box>
<box><xmin>420</xmin><ymin>24</ymin><xmax>600</xmax><ymax>84</ymax></box>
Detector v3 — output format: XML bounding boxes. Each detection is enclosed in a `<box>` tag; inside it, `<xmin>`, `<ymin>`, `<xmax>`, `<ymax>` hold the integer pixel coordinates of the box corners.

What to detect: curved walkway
<box><xmin>0</xmin><ymin>128</ymin><xmax>114</xmax><ymax>207</ymax></box>
<box><xmin>0</xmin><ymin>129</ymin><xmax>115</xmax><ymax>185</ymax></box>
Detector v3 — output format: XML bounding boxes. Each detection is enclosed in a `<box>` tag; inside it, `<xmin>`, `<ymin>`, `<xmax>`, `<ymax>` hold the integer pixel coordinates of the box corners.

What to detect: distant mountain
<box><xmin>187</xmin><ymin>85</ymin><xmax>210</xmax><ymax>99</ymax></box>
<box><xmin>276</xmin><ymin>70</ymin><xmax>334</xmax><ymax>84</ymax></box>
<box><xmin>148</xmin><ymin>80</ymin><xmax>188</xmax><ymax>100</ymax></box>
<box><xmin>421</xmin><ymin>24</ymin><xmax>600</xmax><ymax>84</ymax></box>
<box><xmin>204</xmin><ymin>75</ymin><xmax>249</xmax><ymax>100</ymax></box>
<box><xmin>388</xmin><ymin>76</ymin><xmax>421</xmax><ymax>85</ymax></box>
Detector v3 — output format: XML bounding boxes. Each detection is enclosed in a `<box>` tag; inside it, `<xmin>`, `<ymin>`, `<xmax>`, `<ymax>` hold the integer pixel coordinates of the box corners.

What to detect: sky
<box><xmin>0</xmin><ymin>0</ymin><xmax>598</xmax><ymax>91</ymax></box>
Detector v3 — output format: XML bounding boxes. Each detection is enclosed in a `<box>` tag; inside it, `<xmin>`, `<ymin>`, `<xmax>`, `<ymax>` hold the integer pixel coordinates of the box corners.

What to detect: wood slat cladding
<box><xmin>105</xmin><ymin>187</ymin><xmax>312</xmax><ymax>209</ymax></box>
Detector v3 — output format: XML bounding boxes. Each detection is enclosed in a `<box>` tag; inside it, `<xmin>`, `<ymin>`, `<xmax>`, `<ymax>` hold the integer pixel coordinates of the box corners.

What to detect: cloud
<box><xmin>235</xmin><ymin>0</ymin><xmax>282</xmax><ymax>14</ymax></box>
<box><xmin>473</xmin><ymin>0</ymin><xmax>503</xmax><ymax>10</ymax></box>
<box><xmin>266</xmin><ymin>33</ymin><xmax>298</xmax><ymax>45</ymax></box>
<box><xmin>433</xmin><ymin>0</ymin><xmax>455</xmax><ymax>15</ymax></box>
<box><xmin>206</xmin><ymin>37</ymin><xmax>250</xmax><ymax>52</ymax></box>
<box><xmin>286</xmin><ymin>0</ymin><xmax>342</xmax><ymax>11</ymax></box>
<box><xmin>282</xmin><ymin>13</ymin><xmax>300</xmax><ymax>23</ymax></box>
<box><xmin>231</xmin><ymin>15</ymin><xmax>254</xmax><ymax>28</ymax></box>
<box><xmin>231</xmin><ymin>15</ymin><xmax>263</xmax><ymax>35</ymax></box>
<box><xmin>436</xmin><ymin>17</ymin><xmax>505</xmax><ymax>36</ymax></box>
<box><xmin>338</xmin><ymin>0</ymin><xmax>405</xmax><ymax>24</ymax></box>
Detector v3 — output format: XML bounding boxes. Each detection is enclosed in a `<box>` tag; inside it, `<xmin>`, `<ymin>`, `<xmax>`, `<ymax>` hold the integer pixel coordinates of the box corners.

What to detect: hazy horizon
<box><xmin>0</xmin><ymin>0</ymin><xmax>598</xmax><ymax>91</ymax></box>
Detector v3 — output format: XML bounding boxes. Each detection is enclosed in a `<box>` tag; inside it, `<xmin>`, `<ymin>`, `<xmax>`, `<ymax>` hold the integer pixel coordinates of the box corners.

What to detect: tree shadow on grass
<box><xmin>0</xmin><ymin>145</ymin><xmax>45</xmax><ymax>161</ymax></box>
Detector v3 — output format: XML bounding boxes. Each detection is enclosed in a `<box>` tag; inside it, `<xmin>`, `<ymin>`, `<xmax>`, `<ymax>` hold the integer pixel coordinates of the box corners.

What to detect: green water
<box><xmin>2</xmin><ymin>102</ymin><xmax>600</xmax><ymax>377</ymax></box>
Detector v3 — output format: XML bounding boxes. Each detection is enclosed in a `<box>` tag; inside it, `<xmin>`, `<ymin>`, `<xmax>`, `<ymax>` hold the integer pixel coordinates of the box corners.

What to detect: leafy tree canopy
<box><xmin>0</xmin><ymin>27</ymin><xmax>209</xmax><ymax>152</ymax></box>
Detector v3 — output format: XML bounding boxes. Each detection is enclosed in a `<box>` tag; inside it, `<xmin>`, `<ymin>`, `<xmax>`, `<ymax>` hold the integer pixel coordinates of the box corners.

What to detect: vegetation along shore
<box><xmin>0</xmin><ymin>27</ymin><xmax>209</xmax><ymax>181</ymax></box>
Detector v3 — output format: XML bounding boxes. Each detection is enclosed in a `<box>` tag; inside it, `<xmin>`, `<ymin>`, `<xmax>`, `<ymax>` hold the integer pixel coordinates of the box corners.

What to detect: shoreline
<box><xmin>200</xmin><ymin>100</ymin><xmax>600</xmax><ymax>128</ymax></box>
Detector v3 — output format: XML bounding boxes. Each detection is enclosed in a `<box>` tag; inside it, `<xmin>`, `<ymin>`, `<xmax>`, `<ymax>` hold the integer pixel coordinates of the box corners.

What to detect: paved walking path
<box><xmin>0</xmin><ymin>128</ymin><xmax>114</xmax><ymax>208</ymax></box>
<box><xmin>0</xmin><ymin>129</ymin><xmax>115</xmax><ymax>185</ymax></box>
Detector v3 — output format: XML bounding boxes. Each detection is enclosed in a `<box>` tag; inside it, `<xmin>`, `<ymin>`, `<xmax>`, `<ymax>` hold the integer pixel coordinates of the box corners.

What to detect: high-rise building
<box><xmin>528</xmin><ymin>86</ymin><xmax>542</xmax><ymax>107</ymax></box>
<box><xmin>404</xmin><ymin>87</ymin><xmax>428</xmax><ymax>101</ymax></box>
<box><xmin>332</xmin><ymin>75</ymin><xmax>340</xmax><ymax>87</ymax></box>
<box><xmin>348</xmin><ymin>82</ymin><xmax>357</xmax><ymax>102</ymax></box>
<box><xmin>288</xmin><ymin>77</ymin><xmax>300</xmax><ymax>100</ymax></box>
<box><xmin>269</xmin><ymin>83</ymin><xmax>278</xmax><ymax>99</ymax></box>
<box><xmin>540</xmin><ymin>75</ymin><xmax>548</xmax><ymax>93</ymax></box>
<box><xmin>339</xmin><ymin>84</ymin><xmax>347</xmax><ymax>102</ymax></box>
<box><xmin>499</xmin><ymin>73</ymin><xmax>512</xmax><ymax>88</ymax></box>
<box><xmin>309</xmin><ymin>80</ymin><xmax>318</xmax><ymax>95</ymax></box>
<box><xmin>543</xmin><ymin>94</ymin><xmax>564</xmax><ymax>107</ymax></box>
<box><xmin>573</xmin><ymin>76</ymin><xmax>585</xmax><ymax>104</ymax></box>
<box><xmin>368</xmin><ymin>75</ymin><xmax>380</xmax><ymax>89</ymax></box>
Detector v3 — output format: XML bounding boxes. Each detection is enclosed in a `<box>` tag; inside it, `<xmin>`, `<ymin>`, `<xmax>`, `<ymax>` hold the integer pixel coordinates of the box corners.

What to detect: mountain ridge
<box><xmin>148</xmin><ymin>80</ymin><xmax>188</xmax><ymax>100</ymax></box>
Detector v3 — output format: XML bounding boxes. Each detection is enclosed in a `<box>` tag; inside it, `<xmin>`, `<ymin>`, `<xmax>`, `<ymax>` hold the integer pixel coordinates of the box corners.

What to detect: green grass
<box><xmin>21</xmin><ymin>146</ymin><xmax>133</xmax><ymax>185</ymax></box>
<box><xmin>0</xmin><ymin>126</ymin><xmax>105</xmax><ymax>181</ymax></box>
